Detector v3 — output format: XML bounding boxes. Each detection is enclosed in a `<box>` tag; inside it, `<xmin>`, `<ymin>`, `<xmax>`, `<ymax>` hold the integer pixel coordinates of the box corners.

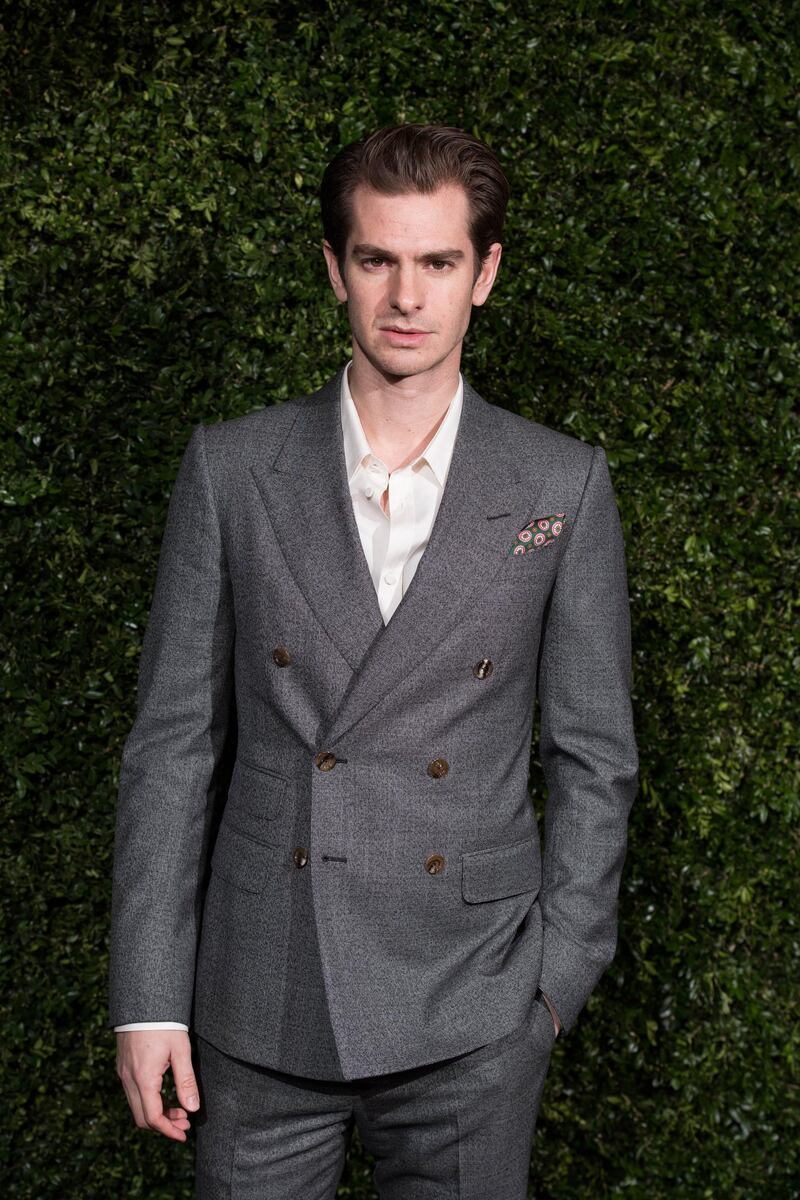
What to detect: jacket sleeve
<box><xmin>535</xmin><ymin>443</ymin><xmax>639</xmax><ymax>1034</ymax></box>
<box><xmin>108</xmin><ymin>424</ymin><xmax>235</xmax><ymax>1027</ymax></box>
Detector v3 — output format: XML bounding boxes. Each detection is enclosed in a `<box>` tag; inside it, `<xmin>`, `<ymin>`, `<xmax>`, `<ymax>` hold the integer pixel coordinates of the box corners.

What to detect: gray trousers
<box><xmin>193</xmin><ymin>995</ymin><xmax>556</xmax><ymax>1199</ymax></box>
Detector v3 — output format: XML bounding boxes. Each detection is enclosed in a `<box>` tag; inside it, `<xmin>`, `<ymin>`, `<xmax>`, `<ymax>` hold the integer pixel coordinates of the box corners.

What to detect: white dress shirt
<box><xmin>114</xmin><ymin>362</ymin><xmax>463</xmax><ymax>1032</ymax></box>
<box><xmin>340</xmin><ymin>360</ymin><xmax>464</xmax><ymax>623</ymax></box>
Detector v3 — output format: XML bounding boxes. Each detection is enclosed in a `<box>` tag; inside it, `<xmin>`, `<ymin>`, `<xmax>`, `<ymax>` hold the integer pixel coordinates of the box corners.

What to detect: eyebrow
<box><xmin>351</xmin><ymin>244</ymin><xmax>466</xmax><ymax>263</ymax></box>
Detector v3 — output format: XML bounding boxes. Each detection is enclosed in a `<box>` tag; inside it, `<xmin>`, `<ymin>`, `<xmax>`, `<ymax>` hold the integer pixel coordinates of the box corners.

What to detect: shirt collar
<box><xmin>340</xmin><ymin>360</ymin><xmax>464</xmax><ymax>489</ymax></box>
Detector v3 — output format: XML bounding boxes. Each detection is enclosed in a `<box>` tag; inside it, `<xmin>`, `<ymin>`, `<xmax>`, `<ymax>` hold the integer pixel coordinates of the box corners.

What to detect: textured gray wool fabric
<box><xmin>109</xmin><ymin>366</ymin><xmax>639</xmax><ymax>1081</ymax></box>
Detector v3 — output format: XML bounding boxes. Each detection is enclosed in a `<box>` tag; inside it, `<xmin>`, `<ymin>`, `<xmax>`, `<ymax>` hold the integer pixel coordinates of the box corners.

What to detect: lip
<box><xmin>380</xmin><ymin>327</ymin><xmax>431</xmax><ymax>345</ymax></box>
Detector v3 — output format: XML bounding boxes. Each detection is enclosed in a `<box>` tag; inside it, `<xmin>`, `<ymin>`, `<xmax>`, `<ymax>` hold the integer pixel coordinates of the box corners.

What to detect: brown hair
<box><xmin>320</xmin><ymin>123</ymin><xmax>510</xmax><ymax>280</ymax></box>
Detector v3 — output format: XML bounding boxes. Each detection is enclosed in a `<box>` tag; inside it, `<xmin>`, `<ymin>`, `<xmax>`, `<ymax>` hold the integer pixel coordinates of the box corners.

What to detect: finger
<box><xmin>165</xmin><ymin>1107</ymin><xmax>192</xmax><ymax>1130</ymax></box>
<box><xmin>140</xmin><ymin>1082</ymin><xmax>187</xmax><ymax>1141</ymax></box>
<box><xmin>128</xmin><ymin>1082</ymin><xmax>188</xmax><ymax>1135</ymax></box>
<box><xmin>170</xmin><ymin>1041</ymin><xmax>201</xmax><ymax>1113</ymax></box>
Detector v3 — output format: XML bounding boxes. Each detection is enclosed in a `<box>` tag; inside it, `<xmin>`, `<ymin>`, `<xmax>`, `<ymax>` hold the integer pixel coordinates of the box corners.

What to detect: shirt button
<box><xmin>364</xmin><ymin>486</ymin><xmax>374</xmax><ymax>498</ymax></box>
<box><xmin>383</xmin><ymin>571</ymin><xmax>396</xmax><ymax>585</ymax></box>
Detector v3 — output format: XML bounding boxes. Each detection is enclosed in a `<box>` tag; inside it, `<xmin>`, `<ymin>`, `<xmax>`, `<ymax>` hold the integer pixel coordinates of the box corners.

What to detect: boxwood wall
<box><xmin>1</xmin><ymin>2</ymin><xmax>797</xmax><ymax>1196</ymax></box>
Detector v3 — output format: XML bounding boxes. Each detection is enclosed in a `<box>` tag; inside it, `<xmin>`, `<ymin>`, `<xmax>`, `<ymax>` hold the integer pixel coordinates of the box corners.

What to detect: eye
<box><xmin>363</xmin><ymin>257</ymin><xmax>386</xmax><ymax>268</ymax></box>
<box><xmin>429</xmin><ymin>260</ymin><xmax>453</xmax><ymax>271</ymax></box>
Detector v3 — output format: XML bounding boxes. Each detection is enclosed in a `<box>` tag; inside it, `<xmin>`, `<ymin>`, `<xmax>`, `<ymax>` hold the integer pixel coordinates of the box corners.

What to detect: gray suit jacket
<box><xmin>109</xmin><ymin>366</ymin><xmax>639</xmax><ymax>1081</ymax></box>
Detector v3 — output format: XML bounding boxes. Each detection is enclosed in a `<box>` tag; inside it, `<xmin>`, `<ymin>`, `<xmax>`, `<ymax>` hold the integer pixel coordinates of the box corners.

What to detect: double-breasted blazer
<box><xmin>109</xmin><ymin>366</ymin><xmax>639</xmax><ymax>1081</ymax></box>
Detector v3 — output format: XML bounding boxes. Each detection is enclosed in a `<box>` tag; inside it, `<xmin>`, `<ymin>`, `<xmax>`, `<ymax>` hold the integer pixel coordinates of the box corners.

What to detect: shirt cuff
<box><xmin>114</xmin><ymin>1022</ymin><xmax>190</xmax><ymax>1032</ymax></box>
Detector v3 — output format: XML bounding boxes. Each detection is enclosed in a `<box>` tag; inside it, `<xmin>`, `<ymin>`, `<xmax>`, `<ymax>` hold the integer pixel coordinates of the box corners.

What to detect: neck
<box><xmin>346</xmin><ymin>343</ymin><xmax>461</xmax><ymax>471</ymax></box>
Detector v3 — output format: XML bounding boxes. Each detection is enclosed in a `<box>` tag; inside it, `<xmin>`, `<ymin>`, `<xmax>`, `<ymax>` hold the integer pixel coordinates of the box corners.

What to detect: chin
<box><xmin>367</xmin><ymin>346</ymin><xmax>442</xmax><ymax>380</ymax></box>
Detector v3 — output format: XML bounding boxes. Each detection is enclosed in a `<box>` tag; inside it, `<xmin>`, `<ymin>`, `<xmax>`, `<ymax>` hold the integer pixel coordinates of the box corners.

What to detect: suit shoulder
<box><xmin>487</xmin><ymin>399</ymin><xmax>595</xmax><ymax>474</ymax></box>
<box><xmin>176</xmin><ymin>403</ymin><xmax>301</xmax><ymax>509</ymax></box>
<box><xmin>199</xmin><ymin>400</ymin><xmax>298</xmax><ymax>448</ymax></box>
<box><xmin>192</xmin><ymin>400</ymin><xmax>306</xmax><ymax>479</ymax></box>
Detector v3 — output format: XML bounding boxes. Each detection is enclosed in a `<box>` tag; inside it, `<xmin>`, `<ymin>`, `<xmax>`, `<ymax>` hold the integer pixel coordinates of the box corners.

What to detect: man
<box><xmin>110</xmin><ymin>123</ymin><xmax>639</xmax><ymax>1198</ymax></box>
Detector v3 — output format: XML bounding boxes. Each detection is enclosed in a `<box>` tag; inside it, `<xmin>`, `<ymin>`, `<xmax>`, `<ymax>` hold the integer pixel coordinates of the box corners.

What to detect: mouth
<box><xmin>380</xmin><ymin>327</ymin><xmax>431</xmax><ymax>345</ymax></box>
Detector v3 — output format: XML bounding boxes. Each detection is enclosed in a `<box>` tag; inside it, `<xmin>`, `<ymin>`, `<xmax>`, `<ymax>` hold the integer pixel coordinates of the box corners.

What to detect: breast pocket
<box><xmin>509</xmin><ymin>514</ymin><xmax>568</xmax><ymax>557</ymax></box>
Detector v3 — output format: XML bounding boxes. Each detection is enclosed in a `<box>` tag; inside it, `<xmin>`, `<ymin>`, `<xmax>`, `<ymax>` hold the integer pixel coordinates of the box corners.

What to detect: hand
<box><xmin>116</xmin><ymin>1029</ymin><xmax>200</xmax><ymax>1141</ymax></box>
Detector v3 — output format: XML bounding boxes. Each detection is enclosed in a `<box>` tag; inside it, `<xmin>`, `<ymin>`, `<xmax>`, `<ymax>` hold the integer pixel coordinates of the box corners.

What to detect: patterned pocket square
<box><xmin>508</xmin><ymin>513</ymin><xmax>567</xmax><ymax>556</ymax></box>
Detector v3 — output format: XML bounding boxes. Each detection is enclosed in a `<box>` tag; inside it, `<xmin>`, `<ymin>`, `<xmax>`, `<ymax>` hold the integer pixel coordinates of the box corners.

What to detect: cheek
<box><xmin>445</xmin><ymin>280</ymin><xmax>475</xmax><ymax>317</ymax></box>
<box><xmin>347</xmin><ymin>282</ymin><xmax>381</xmax><ymax>324</ymax></box>
<box><xmin>345</xmin><ymin>294</ymin><xmax>369</xmax><ymax>329</ymax></box>
<box><xmin>444</xmin><ymin>291</ymin><xmax>473</xmax><ymax>335</ymax></box>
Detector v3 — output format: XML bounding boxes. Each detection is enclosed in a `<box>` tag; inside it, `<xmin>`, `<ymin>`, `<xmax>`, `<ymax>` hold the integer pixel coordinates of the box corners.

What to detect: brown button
<box><xmin>472</xmin><ymin>658</ymin><xmax>493</xmax><ymax>679</ymax></box>
<box><xmin>293</xmin><ymin>846</ymin><xmax>309</xmax><ymax>868</ymax></box>
<box><xmin>272</xmin><ymin>646</ymin><xmax>292</xmax><ymax>667</ymax></box>
<box><xmin>315</xmin><ymin>750</ymin><xmax>338</xmax><ymax>771</ymax></box>
<box><xmin>425</xmin><ymin>853</ymin><xmax>445</xmax><ymax>875</ymax></box>
<box><xmin>426</xmin><ymin>757</ymin><xmax>449</xmax><ymax>779</ymax></box>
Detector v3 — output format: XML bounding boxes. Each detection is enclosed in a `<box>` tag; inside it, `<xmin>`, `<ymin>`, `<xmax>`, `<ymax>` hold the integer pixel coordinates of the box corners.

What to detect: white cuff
<box><xmin>114</xmin><ymin>1022</ymin><xmax>190</xmax><ymax>1032</ymax></box>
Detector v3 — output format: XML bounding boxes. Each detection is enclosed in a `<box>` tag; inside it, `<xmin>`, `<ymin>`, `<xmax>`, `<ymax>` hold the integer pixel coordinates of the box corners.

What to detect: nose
<box><xmin>388</xmin><ymin>262</ymin><xmax>423</xmax><ymax>314</ymax></box>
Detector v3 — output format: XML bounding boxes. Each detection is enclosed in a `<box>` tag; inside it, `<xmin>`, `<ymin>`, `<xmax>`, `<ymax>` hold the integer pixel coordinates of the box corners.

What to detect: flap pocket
<box><xmin>210</xmin><ymin>823</ymin><xmax>278</xmax><ymax>894</ymax></box>
<box><xmin>222</xmin><ymin>757</ymin><xmax>289</xmax><ymax>836</ymax></box>
<box><xmin>461</xmin><ymin>834</ymin><xmax>541</xmax><ymax>904</ymax></box>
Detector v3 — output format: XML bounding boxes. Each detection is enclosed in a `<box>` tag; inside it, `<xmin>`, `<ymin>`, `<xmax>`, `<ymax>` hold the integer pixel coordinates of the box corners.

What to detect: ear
<box><xmin>471</xmin><ymin>243</ymin><xmax>503</xmax><ymax>307</ymax></box>
<box><xmin>322</xmin><ymin>240</ymin><xmax>348</xmax><ymax>303</ymax></box>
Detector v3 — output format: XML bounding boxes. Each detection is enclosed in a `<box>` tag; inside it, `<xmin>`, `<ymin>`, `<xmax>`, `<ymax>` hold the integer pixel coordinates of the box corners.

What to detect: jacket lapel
<box><xmin>249</xmin><ymin>367</ymin><xmax>386</xmax><ymax>673</ymax></box>
<box><xmin>249</xmin><ymin>369</ymin><xmax>544</xmax><ymax>748</ymax></box>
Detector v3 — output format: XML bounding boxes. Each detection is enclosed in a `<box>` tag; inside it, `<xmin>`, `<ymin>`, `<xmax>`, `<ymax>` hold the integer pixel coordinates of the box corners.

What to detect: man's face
<box><xmin>322</xmin><ymin>182</ymin><xmax>501</xmax><ymax>382</ymax></box>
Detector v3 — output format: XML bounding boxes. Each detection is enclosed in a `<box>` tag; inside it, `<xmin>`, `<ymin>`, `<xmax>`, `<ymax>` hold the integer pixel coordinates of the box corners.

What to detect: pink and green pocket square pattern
<box><xmin>508</xmin><ymin>513</ymin><xmax>567</xmax><ymax>556</ymax></box>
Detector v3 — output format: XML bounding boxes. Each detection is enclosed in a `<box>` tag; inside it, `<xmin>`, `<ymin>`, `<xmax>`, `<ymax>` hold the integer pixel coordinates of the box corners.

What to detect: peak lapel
<box><xmin>248</xmin><ymin>368</ymin><xmax>386</xmax><ymax>672</ymax></box>
<box><xmin>249</xmin><ymin>372</ymin><xmax>541</xmax><ymax>751</ymax></box>
<box><xmin>318</xmin><ymin>378</ymin><xmax>537</xmax><ymax>748</ymax></box>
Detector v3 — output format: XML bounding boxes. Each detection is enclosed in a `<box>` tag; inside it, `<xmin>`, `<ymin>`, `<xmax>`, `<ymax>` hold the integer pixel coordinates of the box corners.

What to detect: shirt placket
<box><xmin>363</xmin><ymin>456</ymin><xmax>415</xmax><ymax>622</ymax></box>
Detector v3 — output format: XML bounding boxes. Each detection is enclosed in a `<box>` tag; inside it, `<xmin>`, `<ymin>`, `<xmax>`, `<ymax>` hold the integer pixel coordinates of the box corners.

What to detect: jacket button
<box><xmin>472</xmin><ymin>657</ymin><xmax>493</xmax><ymax>678</ymax></box>
<box><xmin>272</xmin><ymin>646</ymin><xmax>292</xmax><ymax>667</ymax></box>
<box><xmin>425</xmin><ymin>853</ymin><xmax>445</xmax><ymax>875</ymax></box>
<box><xmin>293</xmin><ymin>846</ymin><xmax>309</xmax><ymax>868</ymax></box>
<box><xmin>427</xmin><ymin>757</ymin><xmax>449</xmax><ymax>779</ymax></box>
<box><xmin>315</xmin><ymin>750</ymin><xmax>338</xmax><ymax>771</ymax></box>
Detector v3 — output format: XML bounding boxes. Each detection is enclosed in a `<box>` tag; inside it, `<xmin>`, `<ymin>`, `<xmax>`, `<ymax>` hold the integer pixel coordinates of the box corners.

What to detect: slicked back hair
<box><xmin>320</xmin><ymin>123</ymin><xmax>510</xmax><ymax>281</ymax></box>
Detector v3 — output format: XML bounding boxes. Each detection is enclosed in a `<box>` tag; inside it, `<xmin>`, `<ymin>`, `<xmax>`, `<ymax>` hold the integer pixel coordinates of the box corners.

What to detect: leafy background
<box><xmin>1</xmin><ymin>1</ymin><xmax>797</xmax><ymax>1196</ymax></box>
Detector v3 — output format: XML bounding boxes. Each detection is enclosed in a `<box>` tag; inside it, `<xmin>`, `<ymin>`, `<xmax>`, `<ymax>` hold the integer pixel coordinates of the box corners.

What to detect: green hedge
<box><xmin>1</xmin><ymin>2</ymin><xmax>797</xmax><ymax>1196</ymax></box>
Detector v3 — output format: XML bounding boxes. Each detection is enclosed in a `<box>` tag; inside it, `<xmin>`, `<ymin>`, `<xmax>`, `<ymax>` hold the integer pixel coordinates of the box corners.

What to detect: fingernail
<box><xmin>186</xmin><ymin>1095</ymin><xmax>199</xmax><ymax>1110</ymax></box>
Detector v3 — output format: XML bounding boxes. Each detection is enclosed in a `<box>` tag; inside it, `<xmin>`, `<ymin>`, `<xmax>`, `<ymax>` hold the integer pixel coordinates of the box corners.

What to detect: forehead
<box><xmin>347</xmin><ymin>183</ymin><xmax>471</xmax><ymax>250</ymax></box>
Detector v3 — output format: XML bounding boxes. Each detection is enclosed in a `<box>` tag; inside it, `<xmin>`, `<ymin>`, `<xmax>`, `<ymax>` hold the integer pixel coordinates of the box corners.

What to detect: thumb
<box><xmin>171</xmin><ymin>1037</ymin><xmax>200</xmax><ymax>1112</ymax></box>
